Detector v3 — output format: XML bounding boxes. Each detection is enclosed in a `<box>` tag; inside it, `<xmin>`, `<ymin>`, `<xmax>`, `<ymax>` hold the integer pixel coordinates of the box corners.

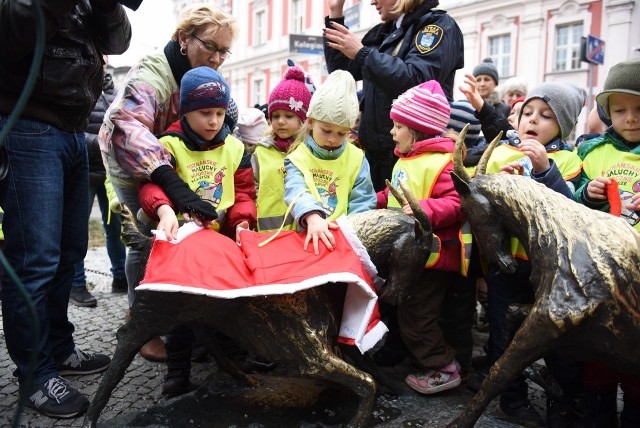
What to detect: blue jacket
<box><xmin>284</xmin><ymin>137</ymin><xmax>376</xmax><ymax>228</ymax></box>
<box><xmin>324</xmin><ymin>1</ymin><xmax>464</xmax><ymax>162</ymax></box>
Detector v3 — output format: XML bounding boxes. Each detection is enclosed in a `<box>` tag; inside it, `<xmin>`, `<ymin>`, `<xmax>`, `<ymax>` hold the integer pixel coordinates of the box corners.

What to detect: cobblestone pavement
<box><xmin>1</xmin><ymin>246</ymin><xmax>548</xmax><ymax>428</ymax></box>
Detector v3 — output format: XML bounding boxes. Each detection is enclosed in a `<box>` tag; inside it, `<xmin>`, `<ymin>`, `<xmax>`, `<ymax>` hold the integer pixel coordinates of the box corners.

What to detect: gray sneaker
<box><xmin>26</xmin><ymin>376</ymin><xmax>89</xmax><ymax>418</ymax></box>
<box><xmin>57</xmin><ymin>345</ymin><xmax>111</xmax><ymax>376</ymax></box>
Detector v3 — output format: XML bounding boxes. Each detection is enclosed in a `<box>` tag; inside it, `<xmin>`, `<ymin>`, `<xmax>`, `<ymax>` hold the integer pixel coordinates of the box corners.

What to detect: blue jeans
<box><xmin>73</xmin><ymin>183</ymin><xmax>126</xmax><ymax>287</ymax></box>
<box><xmin>0</xmin><ymin>117</ymin><xmax>88</xmax><ymax>386</ymax></box>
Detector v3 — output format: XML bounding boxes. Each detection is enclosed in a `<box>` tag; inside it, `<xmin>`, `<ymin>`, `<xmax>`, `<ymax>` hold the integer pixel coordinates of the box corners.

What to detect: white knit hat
<box><xmin>236</xmin><ymin>107</ymin><xmax>268</xmax><ymax>146</ymax></box>
<box><xmin>307</xmin><ymin>70</ymin><xmax>359</xmax><ymax>128</ymax></box>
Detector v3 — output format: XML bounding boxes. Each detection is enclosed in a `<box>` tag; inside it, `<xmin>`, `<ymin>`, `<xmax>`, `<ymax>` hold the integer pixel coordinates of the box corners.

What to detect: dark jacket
<box><xmin>0</xmin><ymin>0</ymin><xmax>131</xmax><ymax>132</ymax></box>
<box><xmin>86</xmin><ymin>74</ymin><xmax>117</xmax><ymax>186</ymax></box>
<box><xmin>324</xmin><ymin>1</ymin><xmax>464</xmax><ymax>163</ymax></box>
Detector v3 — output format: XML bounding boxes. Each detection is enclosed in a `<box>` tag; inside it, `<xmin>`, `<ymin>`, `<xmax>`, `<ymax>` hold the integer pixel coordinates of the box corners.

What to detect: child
<box><xmin>376</xmin><ymin>80</ymin><xmax>468</xmax><ymax>395</ymax></box>
<box><xmin>284</xmin><ymin>70</ymin><xmax>376</xmax><ymax>255</ymax></box>
<box><xmin>235</xmin><ymin>106</ymin><xmax>268</xmax><ymax>155</ymax></box>
<box><xmin>138</xmin><ymin>66</ymin><xmax>257</xmax><ymax>397</ymax></box>
<box><xmin>574</xmin><ymin>58</ymin><xmax>640</xmax><ymax>428</ymax></box>
<box><xmin>251</xmin><ymin>66</ymin><xmax>311</xmax><ymax>232</ymax></box>
<box><xmin>475</xmin><ymin>82</ymin><xmax>586</xmax><ymax>426</ymax></box>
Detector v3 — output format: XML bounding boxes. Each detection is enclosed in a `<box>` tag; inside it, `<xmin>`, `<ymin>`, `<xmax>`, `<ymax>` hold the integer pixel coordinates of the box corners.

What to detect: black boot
<box><xmin>162</xmin><ymin>348</ymin><xmax>193</xmax><ymax>398</ymax></box>
<box><xmin>582</xmin><ymin>389</ymin><xmax>618</xmax><ymax>428</ymax></box>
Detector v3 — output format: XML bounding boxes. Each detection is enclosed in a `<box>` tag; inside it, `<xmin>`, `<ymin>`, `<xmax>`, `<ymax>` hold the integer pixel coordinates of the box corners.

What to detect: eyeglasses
<box><xmin>191</xmin><ymin>35</ymin><xmax>232</xmax><ymax>60</ymax></box>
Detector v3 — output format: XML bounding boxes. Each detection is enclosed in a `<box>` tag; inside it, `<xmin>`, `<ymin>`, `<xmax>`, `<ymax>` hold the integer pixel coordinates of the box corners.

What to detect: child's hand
<box><xmin>183</xmin><ymin>212</ymin><xmax>214</xmax><ymax>229</ymax></box>
<box><xmin>500</xmin><ymin>162</ymin><xmax>525</xmax><ymax>175</ymax></box>
<box><xmin>157</xmin><ymin>204</ymin><xmax>179</xmax><ymax>241</ymax></box>
<box><xmin>518</xmin><ymin>139</ymin><xmax>550</xmax><ymax>173</ymax></box>
<box><xmin>586</xmin><ymin>177</ymin><xmax>609</xmax><ymax>201</ymax></box>
<box><xmin>235</xmin><ymin>220</ymin><xmax>250</xmax><ymax>245</ymax></box>
<box><xmin>304</xmin><ymin>213</ymin><xmax>339</xmax><ymax>255</ymax></box>
<box><xmin>401</xmin><ymin>204</ymin><xmax>414</xmax><ymax>217</ymax></box>
<box><xmin>458</xmin><ymin>74</ymin><xmax>484</xmax><ymax>112</ymax></box>
<box><xmin>626</xmin><ymin>193</ymin><xmax>640</xmax><ymax>212</ymax></box>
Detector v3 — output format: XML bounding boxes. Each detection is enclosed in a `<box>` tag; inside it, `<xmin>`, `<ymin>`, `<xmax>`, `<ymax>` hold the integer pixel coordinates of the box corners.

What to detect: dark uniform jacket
<box><xmin>324</xmin><ymin>0</ymin><xmax>464</xmax><ymax>167</ymax></box>
<box><xmin>0</xmin><ymin>0</ymin><xmax>131</xmax><ymax>132</ymax></box>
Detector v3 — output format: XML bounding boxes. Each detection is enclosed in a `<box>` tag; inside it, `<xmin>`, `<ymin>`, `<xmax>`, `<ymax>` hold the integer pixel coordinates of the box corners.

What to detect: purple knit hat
<box><xmin>268</xmin><ymin>66</ymin><xmax>312</xmax><ymax>122</ymax></box>
<box><xmin>390</xmin><ymin>80</ymin><xmax>451</xmax><ymax>135</ymax></box>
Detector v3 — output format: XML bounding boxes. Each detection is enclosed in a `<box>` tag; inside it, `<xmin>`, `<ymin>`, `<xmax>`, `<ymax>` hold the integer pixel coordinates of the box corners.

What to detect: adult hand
<box><xmin>328</xmin><ymin>0</ymin><xmax>346</xmax><ymax>18</ymax></box>
<box><xmin>459</xmin><ymin>74</ymin><xmax>485</xmax><ymax>112</ymax></box>
<box><xmin>324</xmin><ymin>22</ymin><xmax>363</xmax><ymax>60</ymax></box>
<box><xmin>150</xmin><ymin>165</ymin><xmax>218</xmax><ymax>221</ymax></box>
<box><xmin>517</xmin><ymin>139</ymin><xmax>550</xmax><ymax>173</ymax></box>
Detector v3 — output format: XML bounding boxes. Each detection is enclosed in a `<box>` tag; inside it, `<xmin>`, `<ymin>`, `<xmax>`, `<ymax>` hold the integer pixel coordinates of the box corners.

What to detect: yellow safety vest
<box><xmin>487</xmin><ymin>144</ymin><xmax>583</xmax><ymax>258</ymax></box>
<box><xmin>582</xmin><ymin>144</ymin><xmax>640</xmax><ymax>230</ymax></box>
<box><xmin>160</xmin><ymin>134</ymin><xmax>245</xmax><ymax>214</ymax></box>
<box><xmin>287</xmin><ymin>143</ymin><xmax>364</xmax><ymax>221</ymax></box>
<box><xmin>389</xmin><ymin>152</ymin><xmax>472</xmax><ymax>275</ymax></box>
<box><xmin>0</xmin><ymin>208</ymin><xmax>3</xmax><ymax>240</ymax></box>
<box><xmin>254</xmin><ymin>146</ymin><xmax>296</xmax><ymax>232</ymax></box>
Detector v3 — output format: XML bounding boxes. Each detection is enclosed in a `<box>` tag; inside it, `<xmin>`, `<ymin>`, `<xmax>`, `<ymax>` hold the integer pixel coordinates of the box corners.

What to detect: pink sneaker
<box><xmin>405</xmin><ymin>360</ymin><xmax>461</xmax><ymax>395</ymax></box>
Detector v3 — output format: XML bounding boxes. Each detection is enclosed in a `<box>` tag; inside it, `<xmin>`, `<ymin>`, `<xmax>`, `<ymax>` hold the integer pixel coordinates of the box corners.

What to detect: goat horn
<box><xmin>397</xmin><ymin>179</ymin><xmax>433</xmax><ymax>237</ymax></box>
<box><xmin>475</xmin><ymin>131</ymin><xmax>503</xmax><ymax>176</ymax></box>
<box><xmin>452</xmin><ymin>124</ymin><xmax>471</xmax><ymax>183</ymax></box>
<box><xmin>385</xmin><ymin>179</ymin><xmax>408</xmax><ymax>207</ymax></box>
<box><xmin>120</xmin><ymin>204</ymin><xmax>152</xmax><ymax>251</ymax></box>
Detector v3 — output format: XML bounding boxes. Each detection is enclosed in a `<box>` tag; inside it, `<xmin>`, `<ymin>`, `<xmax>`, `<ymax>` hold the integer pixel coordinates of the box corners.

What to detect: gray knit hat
<box><xmin>519</xmin><ymin>82</ymin><xmax>586</xmax><ymax>139</ymax></box>
<box><xmin>448</xmin><ymin>100</ymin><xmax>482</xmax><ymax>146</ymax></box>
<box><xmin>596</xmin><ymin>58</ymin><xmax>640</xmax><ymax>119</ymax></box>
<box><xmin>473</xmin><ymin>58</ymin><xmax>499</xmax><ymax>85</ymax></box>
<box><xmin>307</xmin><ymin>70</ymin><xmax>359</xmax><ymax>128</ymax></box>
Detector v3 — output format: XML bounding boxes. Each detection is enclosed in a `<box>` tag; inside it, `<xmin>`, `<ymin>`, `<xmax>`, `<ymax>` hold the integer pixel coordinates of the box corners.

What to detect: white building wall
<box><xmin>167</xmin><ymin>0</ymin><xmax>638</xmax><ymax>134</ymax></box>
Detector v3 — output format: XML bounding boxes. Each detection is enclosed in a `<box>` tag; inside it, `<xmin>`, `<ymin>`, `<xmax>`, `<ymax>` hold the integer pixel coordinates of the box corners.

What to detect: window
<box><xmin>291</xmin><ymin>0</ymin><xmax>304</xmax><ymax>34</ymax></box>
<box><xmin>555</xmin><ymin>23</ymin><xmax>583</xmax><ymax>71</ymax></box>
<box><xmin>254</xmin><ymin>9</ymin><xmax>267</xmax><ymax>45</ymax></box>
<box><xmin>488</xmin><ymin>34</ymin><xmax>511</xmax><ymax>78</ymax></box>
<box><xmin>253</xmin><ymin>79</ymin><xmax>264</xmax><ymax>106</ymax></box>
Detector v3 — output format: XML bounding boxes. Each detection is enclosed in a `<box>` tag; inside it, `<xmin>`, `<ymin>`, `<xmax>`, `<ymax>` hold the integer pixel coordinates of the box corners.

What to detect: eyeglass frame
<box><xmin>191</xmin><ymin>34</ymin><xmax>232</xmax><ymax>60</ymax></box>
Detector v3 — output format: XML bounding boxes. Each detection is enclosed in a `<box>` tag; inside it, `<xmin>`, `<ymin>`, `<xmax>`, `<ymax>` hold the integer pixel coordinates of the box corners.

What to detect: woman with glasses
<box><xmin>99</xmin><ymin>3</ymin><xmax>238</xmax><ymax>363</ymax></box>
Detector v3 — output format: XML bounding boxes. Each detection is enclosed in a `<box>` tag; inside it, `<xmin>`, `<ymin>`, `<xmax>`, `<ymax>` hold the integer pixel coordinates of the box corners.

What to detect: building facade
<box><xmin>173</xmin><ymin>0</ymin><xmax>638</xmax><ymax>135</ymax></box>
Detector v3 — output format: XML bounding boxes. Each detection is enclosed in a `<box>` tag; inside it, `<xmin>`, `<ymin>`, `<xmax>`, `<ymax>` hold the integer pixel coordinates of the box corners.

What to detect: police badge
<box><xmin>414</xmin><ymin>24</ymin><xmax>444</xmax><ymax>54</ymax></box>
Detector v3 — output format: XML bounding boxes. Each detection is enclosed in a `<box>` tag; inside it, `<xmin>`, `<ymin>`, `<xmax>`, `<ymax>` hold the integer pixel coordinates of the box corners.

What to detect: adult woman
<box><xmin>472</xmin><ymin>58</ymin><xmax>511</xmax><ymax>118</ymax></box>
<box><xmin>99</xmin><ymin>4</ymin><xmax>238</xmax><ymax>361</ymax></box>
<box><xmin>323</xmin><ymin>0</ymin><xmax>464</xmax><ymax>191</ymax></box>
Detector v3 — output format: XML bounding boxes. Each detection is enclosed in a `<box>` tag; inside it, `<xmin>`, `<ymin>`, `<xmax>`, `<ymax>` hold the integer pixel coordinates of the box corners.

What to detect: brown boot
<box><xmin>139</xmin><ymin>337</ymin><xmax>167</xmax><ymax>362</ymax></box>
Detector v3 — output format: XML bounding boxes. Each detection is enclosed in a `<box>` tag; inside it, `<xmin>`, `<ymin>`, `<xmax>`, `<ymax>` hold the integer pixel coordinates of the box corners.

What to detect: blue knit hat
<box><xmin>180</xmin><ymin>66</ymin><xmax>230</xmax><ymax>114</ymax></box>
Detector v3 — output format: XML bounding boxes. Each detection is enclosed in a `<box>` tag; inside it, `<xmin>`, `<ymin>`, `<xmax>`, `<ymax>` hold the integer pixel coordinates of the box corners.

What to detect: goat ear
<box><xmin>451</xmin><ymin>171</ymin><xmax>470</xmax><ymax>196</ymax></box>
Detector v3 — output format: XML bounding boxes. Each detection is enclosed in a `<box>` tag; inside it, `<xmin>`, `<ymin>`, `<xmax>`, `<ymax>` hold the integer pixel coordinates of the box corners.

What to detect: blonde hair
<box><xmin>172</xmin><ymin>3</ymin><xmax>238</xmax><ymax>42</ymax></box>
<box><xmin>392</xmin><ymin>0</ymin><xmax>428</xmax><ymax>15</ymax></box>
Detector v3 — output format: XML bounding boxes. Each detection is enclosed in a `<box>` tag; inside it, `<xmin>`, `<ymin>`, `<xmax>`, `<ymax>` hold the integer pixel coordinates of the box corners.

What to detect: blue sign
<box><xmin>586</xmin><ymin>34</ymin><xmax>605</xmax><ymax>65</ymax></box>
<box><xmin>344</xmin><ymin>4</ymin><xmax>360</xmax><ymax>29</ymax></box>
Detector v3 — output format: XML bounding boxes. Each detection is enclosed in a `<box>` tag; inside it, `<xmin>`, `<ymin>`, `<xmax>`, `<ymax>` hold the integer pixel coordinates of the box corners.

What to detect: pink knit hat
<box><xmin>390</xmin><ymin>80</ymin><xmax>451</xmax><ymax>135</ymax></box>
<box><xmin>268</xmin><ymin>66</ymin><xmax>312</xmax><ymax>122</ymax></box>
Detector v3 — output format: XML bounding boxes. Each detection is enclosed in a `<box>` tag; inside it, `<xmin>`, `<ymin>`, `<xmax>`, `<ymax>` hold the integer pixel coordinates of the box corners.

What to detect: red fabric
<box><xmin>139</xmin><ymin>181</ymin><xmax>173</xmax><ymax>221</ymax></box>
<box><xmin>139</xmin><ymin>227</ymin><xmax>384</xmax><ymax>349</ymax></box>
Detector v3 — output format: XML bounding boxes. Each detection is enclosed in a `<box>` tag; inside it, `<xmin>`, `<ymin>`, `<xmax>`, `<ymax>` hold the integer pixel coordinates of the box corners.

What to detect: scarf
<box><xmin>180</xmin><ymin>116</ymin><xmax>231</xmax><ymax>151</ymax></box>
<box><xmin>273</xmin><ymin>136</ymin><xmax>294</xmax><ymax>153</ymax></box>
<box><xmin>164</xmin><ymin>40</ymin><xmax>192</xmax><ymax>86</ymax></box>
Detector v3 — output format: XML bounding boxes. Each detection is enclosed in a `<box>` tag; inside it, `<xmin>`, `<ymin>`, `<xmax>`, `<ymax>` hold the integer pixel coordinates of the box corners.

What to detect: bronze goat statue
<box><xmin>82</xmin><ymin>184</ymin><xmax>432</xmax><ymax>428</ymax></box>
<box><xmin>446</xmin><ymin>127</ymin><xmax>640</xmax><ymax>427</ymax></box>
